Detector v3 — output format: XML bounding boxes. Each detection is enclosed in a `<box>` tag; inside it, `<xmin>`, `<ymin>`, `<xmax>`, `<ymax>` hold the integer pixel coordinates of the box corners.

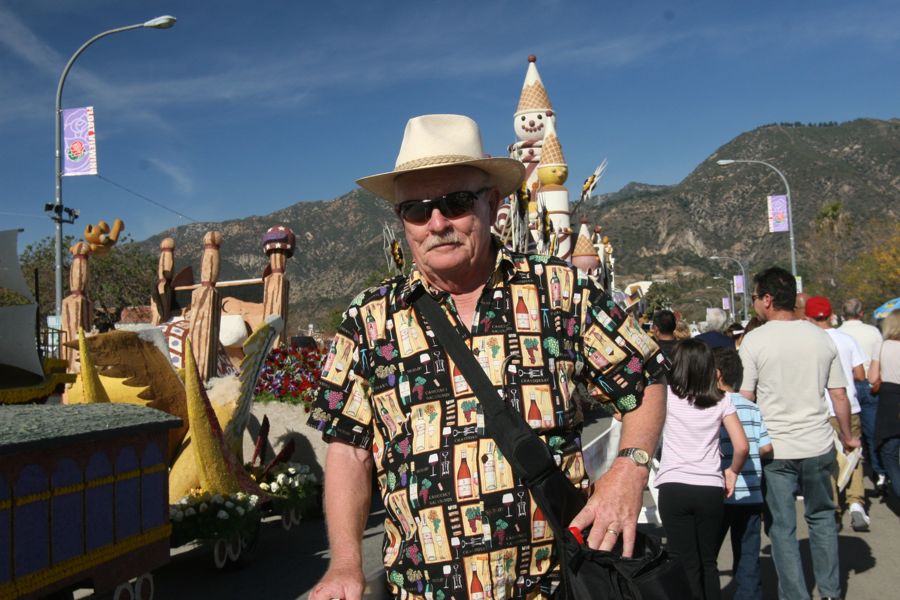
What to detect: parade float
<box><xmin>496</xmin><ymin>55</ymin><xmax>618</xmax><ymax>297</ymax></box>
<box><xmin>0</xmin><ymin>229</ymin><xmax>74</xmax><ymax>406</ymax></box>
<box><xmin>1</xmin><ymin>224</ymin><xmax>321</xmax><ymax>598</ymax></box>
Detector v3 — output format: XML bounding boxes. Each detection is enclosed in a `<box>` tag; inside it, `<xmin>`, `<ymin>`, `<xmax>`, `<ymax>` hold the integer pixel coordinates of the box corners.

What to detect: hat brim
<box><xmin>356</xmin><ymin>157</ymin><xmax>526</xmax><ymax>203</ymax></box>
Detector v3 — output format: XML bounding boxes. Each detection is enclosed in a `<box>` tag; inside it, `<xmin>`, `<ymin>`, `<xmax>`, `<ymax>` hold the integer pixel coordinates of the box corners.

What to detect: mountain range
<box><xmin>143</xmin><ymin>118</ymin><xmax>900</xmax><ymax>332</ymax></box>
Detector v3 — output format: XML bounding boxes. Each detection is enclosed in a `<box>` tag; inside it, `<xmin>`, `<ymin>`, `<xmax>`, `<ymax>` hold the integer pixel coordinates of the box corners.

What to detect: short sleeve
<box><xmin>738</xmin><ymin>336</ymin><xmax>758</xmax><ymax>393</ymax></box>
<box><xmin>577</xmin><ymin>279</ymin><xmax>669</xmax><ymax>413</ymax></box>
<box><xmin>824</xmin><ymin>336</ymin><xmax>848</xmax><ymax>390</ymax></box>
<box><xmin>849</xmin><ymin>337</ymin><xmax>866</xmax><ymax>369</ymax></box>
<box><xmin>306</xmin><ymin>306</ymin><xmax>375</xmax><ymax>449</ymax></box>
<box><xmin>721</xmin><ymin>393</ymin><xmax>736</xmax><ymax>417</ymax></box>
<box><xmin>757</xmin><ymin>410</ymin><xmax>771</xmax><ymax>448</ymax></box>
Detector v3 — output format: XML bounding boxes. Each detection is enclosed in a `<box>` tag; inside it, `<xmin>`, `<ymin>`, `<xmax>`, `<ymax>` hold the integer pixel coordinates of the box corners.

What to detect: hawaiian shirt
<box><xmin>307</xmin><ymin>244</ymin><xmax>667</xmax><ymax>600</ymax></box>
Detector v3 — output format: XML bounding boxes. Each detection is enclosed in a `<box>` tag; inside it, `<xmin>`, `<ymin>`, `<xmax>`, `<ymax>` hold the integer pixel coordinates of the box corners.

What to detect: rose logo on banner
<box><xmin>62</xmin><ymin>106</ymin><xmax>98</xmax><ymax>176</ymax></box>
<box><xmin>767</xmin><ymin>194</ymin><xmax>789</xmax><ymax>233</ymax></box>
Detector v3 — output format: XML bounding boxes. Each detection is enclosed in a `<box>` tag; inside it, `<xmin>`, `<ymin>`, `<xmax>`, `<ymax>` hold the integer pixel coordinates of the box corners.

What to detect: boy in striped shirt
<box><xmin>714</xmin><ymin>347</ymin><xmax>773</xmax><ymax>600</ymax></box>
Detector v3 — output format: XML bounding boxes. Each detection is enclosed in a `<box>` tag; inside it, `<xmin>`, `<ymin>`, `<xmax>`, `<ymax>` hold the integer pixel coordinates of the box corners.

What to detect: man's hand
<box><xmin>568</xmin><ymin>459</ymin><xmax>649</xmax><ymax>557</ymax></box>
<box><xmin>840</xmin><ymin>434</ymin><xmax>861</xmax><ymax>454</ymax></box>
<box><xmin>309</xmin><ymin>562</ymin><xmax>366</xmax><ymax>600</ymax></box>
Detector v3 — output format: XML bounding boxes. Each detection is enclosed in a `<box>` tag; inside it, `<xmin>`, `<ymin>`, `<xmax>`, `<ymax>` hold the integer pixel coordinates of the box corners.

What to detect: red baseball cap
<box><xmin>805</xmin><ymin>296</ymin><xmax>832</xmax><ymax>319</ymax></box>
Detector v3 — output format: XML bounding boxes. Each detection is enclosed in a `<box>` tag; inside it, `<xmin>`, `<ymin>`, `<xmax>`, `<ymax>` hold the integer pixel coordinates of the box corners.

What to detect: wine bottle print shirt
<box><xmin>307</xmin><ymin>243</ymin><xmax>668</xmax><ymax>599</ymax></box>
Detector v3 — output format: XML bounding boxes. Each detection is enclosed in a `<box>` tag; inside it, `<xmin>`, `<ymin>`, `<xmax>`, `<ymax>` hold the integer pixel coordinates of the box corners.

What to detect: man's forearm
<box><xmin>829</xmin><ymin>387</ymin><xmax>853</xmax><ymax>440</ymax></box>
<box><xmin>323</xmin><ymin>441</ymin><xmax>374</xmax><ymax>567</ymax></box>
<box><xmin>619</xmin><ymin>383</ymin><xmax>666</xmax><ymax>456</ymax></box>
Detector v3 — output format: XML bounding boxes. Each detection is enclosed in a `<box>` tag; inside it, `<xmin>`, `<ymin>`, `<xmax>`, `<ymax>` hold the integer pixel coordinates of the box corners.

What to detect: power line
<box><xmin>97</xmin><ymin>174</ymin><xmax>199</xmax><ymax>223</ymax></box>
<box><xmin>0</xmin><ymin>211</ymin><xmax>45</xmax><ymax>219</ymax></box>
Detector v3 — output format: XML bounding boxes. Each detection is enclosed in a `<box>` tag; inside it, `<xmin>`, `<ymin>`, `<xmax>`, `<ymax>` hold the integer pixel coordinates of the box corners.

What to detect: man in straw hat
<box><xmin>307</xmin><ymin>114</ymin><xmax>668</xmax><ymax>600</ymax></box>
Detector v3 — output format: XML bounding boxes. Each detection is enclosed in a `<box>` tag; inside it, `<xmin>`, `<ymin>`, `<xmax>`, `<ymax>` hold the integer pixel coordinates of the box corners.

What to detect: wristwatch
<box><xmin>617</xmin><ymin>447</ymin><xmax>651</xmax><ymax>468</ymax></box>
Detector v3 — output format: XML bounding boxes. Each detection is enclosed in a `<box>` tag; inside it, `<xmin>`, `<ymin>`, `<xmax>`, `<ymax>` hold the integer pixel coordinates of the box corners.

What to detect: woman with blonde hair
<box><xmin>868</xmin><ymin>309</ymin><xmax>900</xmax><ymax>497</ymax></box>
<box><xmin>674</xmin><ymin>319</ymin><xmax>692</xmax><ymax>340</ymax></box>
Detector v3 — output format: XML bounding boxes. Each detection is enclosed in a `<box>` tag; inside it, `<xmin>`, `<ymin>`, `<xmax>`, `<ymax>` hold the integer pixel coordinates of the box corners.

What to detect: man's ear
<box><xmin>488</xmin><ymin>188</ymin><xmax>501</xmax><ymax>220</ymax></box>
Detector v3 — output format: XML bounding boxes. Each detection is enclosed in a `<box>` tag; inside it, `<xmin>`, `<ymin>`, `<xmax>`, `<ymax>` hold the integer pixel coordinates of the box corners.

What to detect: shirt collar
<box><xmin>398</xmin><ymin>236</ymin><xmax>516</xmax><ymax>305</ymax></box>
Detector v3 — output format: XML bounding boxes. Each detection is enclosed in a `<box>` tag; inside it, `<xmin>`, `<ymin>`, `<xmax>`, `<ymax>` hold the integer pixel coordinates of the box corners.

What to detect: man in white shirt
<box><xmin>839</xmin><ymin>298</ymin><xmax>885</xmax><ymax>489</ymax></box>
<box><xmin>806</xmin><ymin>296</ymin><xmax>870</xmax><ymax>531</ymax></box>
<box><xmin>739</xmin><ymin>268</ymin><xmax>858</xmax><ymax>600</ymax></box>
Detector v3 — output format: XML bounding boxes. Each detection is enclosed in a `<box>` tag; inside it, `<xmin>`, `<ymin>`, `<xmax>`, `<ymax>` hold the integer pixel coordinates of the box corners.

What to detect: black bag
<box><xmin>412</xmin><ymin>291</ymin><xmax>690</xmax><ymax>600</ymax></box>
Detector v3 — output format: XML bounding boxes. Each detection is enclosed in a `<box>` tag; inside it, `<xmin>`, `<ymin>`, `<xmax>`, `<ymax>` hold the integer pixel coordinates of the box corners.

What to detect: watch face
<box><xmin>632</xmin><ymin>449</ymin><xmax>650</xmax><ymax>464</ymax></box>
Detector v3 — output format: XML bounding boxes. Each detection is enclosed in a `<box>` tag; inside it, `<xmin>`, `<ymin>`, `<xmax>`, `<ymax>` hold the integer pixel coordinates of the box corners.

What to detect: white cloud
<box><xmin>143</xmin><ymin>157</ymin><xmax>194</xmax><ymax>196</ymax></box>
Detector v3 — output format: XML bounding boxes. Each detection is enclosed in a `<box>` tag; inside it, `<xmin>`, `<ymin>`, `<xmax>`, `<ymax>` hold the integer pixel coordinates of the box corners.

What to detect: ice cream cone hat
<box><xmin>515</xmin><ymin>55</ymin><xmax>553</xmax><ymax>116</ymax></box>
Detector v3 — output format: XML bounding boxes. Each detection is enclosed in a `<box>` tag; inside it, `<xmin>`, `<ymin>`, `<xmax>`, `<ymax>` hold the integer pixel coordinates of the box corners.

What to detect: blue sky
<box><xmin>2</xmin><ymin>0</ymin><xmax>898</xmax><ymax>251</ymax></box>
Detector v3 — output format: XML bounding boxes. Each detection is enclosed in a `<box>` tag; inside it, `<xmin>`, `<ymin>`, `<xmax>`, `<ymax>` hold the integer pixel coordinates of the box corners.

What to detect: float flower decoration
<box><xmin>254</xmin><ymin>345</ymin><xmax>323</xmax><ymax>410</ymax></box>
<box><xmin>169</xmin><ymin>489</ymin><xmax>261</xmax><ymax>548</ymax></box>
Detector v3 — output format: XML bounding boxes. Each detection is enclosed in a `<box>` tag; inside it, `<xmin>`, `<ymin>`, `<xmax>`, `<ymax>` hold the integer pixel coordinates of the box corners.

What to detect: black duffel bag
<box><xmin>530</xmin><ymin>468</ymin><xmax>692</xmax><ymax>600</ymax></box>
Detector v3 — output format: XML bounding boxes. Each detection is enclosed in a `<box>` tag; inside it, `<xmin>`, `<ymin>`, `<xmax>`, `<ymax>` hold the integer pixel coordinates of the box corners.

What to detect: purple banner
<box><xmin>62</xmin><ymin>106</ymin><xmax>97</xmax><ymax>176</ymax></box>
<box><xmin>767</xmin><ymin>194</ymin><xmax>789</xmax><ymax>233</ymax></box>
<box><xmin>722</xmin><ymin>296</ymin><xmax>731</xmax><ymax>310</ymax></box>
<box><xmin>733</xmin><ymin>275</ymin><xmax>744</xmax><ymax>295</ymax></box>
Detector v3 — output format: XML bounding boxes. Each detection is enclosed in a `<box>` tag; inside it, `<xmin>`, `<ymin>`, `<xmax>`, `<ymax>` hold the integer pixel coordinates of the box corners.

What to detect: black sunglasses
<box><xmin>396</xmin><ymin>188</ymin><xmax>489</xmax><ymax>224</ymax></box>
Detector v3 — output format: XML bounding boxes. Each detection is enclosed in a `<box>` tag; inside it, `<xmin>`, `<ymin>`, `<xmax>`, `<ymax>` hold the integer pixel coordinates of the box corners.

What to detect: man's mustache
<box><xmin>422</xmin><ymin>232</ymin><xmax>461</xmax><ymax>251</ymax></box>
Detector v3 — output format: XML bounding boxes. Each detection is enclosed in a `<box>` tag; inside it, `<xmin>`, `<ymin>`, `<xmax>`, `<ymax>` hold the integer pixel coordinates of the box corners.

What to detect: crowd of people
<box><xmin>648</xmin><ymin>273</ymin><xmax>899</xmax><ymax>600</ymax></box>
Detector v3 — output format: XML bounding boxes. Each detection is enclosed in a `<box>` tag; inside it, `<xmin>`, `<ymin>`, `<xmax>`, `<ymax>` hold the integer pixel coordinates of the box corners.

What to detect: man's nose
<box><xmin>426</xmin><ymin>205</ymin><xmax>452</xmax><ymax>231</ymax></box>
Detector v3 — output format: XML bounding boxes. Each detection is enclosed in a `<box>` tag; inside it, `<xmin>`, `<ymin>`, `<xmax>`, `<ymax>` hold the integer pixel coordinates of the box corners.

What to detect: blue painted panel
<box><xmin>85</xmin><ymin>452</ymin><xmax>113</xmax><ymax>551</ymax></box>
<box><xmin>13</xmin><ymin>464</ymin><xmax>49</xmax><ymax>577</ymax></box>
<box><xmin>141</xmin><ymin>441</ymin><xmax>166</xmax><ymax>530</ymax></box>
<box><xmin>115</xmin><ymin>447</ymin><xmax>140</xmax><ymax>540</ymax></box>
<box><xmin>51</xmin><ymin>458</ymin><xmax>84</xmax><ymax>563</ymax></box>
<box><xmin>0</xmin><ymin>475</ymin><xmax>10</xmax><ymax>583</ymax></box>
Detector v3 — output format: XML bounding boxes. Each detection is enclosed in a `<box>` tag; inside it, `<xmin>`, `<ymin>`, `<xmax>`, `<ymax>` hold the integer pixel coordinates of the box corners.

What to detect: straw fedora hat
<box><xmin>356</xmin><ymin>114</ymin><xmax>526</xmax><ymax>203</ymax></box>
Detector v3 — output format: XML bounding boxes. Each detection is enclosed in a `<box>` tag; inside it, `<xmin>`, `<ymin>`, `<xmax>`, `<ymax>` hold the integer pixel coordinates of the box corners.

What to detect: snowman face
<box><xmin>514</xmin><ymin>110</ymin><xmax>555</xmax><ymax>142</ymax></box>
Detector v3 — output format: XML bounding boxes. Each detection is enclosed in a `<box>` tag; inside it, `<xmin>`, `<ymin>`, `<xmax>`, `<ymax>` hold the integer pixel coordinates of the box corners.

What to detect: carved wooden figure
<box><xmin>261</xmin><ymin>225</ymin><xmax>296</xmax><ymax>348</ymax></box>
<box><xmin>61</xmin><ymin>241</ymin><xmax>92</xmax><ymax>368</ymax></box>
<box><xmin>150</xmin><ymin>238</ymin><xmax>176</xmax><ymax>325</ymax></box>
<box><xmin>189</xmin><ymin>232</ymin><xmax>223</xmax><ymax>381</ymax></box>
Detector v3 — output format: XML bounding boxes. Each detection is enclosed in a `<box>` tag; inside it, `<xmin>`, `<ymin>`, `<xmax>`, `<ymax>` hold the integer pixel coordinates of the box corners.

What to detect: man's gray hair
<box><xmin>842</xmin><ymin>298</ymin><xmax>863</xmax><ymax>319</ymax></box>
<box><xmin>704</xmin><ymin>308</ymin><xmax>728</xmax><ymax>333</ymax></box>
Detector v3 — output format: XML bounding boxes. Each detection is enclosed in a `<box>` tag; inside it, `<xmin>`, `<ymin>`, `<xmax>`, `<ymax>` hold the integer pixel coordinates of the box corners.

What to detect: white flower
<box><xmin>217</xmin><ymin>510</ymin><xmax>229</xmax><ymax>520</ymax></box>
<box><xmin>270</xmin><ymin>482</ymin><xmax>281</xmax><ymax>493</ymax></box>
<box><xmin>236</xmin><ymin>506</ymin><xmax>245</xmax><ymax>516</ymax></box>
<box><xmin>260</xmin><ymin>482</ymin><xmax>270</xmax><ymax>491</ymax></box>
<box><xmin>236</xmin><ymin>492</ymin><xmax>247</xmax><ymax>501</ymax></box>
<box><xmin>185</xmin><ymin>507</ymin><xmax>196</xmax><ymax>517</ymax></box>
<box><xmin>199</xmin><ymin>503</ymin><xmax>208</xmax><ymax>513</ymax></box>
<box><xmin>288</xmin><ymin>467</ymin><xmax>297</xmax><ymax>475</ymax></box>
<box><xmin>178</xmin><ymin>497</ymin><xmax>190</xmax><ymax>506</ymax></box>
<box><xmin>225</xmin><ymin>501</ymin><xmax>235</xmax><ymax>509</ymax></box>
<box><xmin>276</xmin><ymin>473</ymin><xmax>287</xmax><ymax>485</ymax></box>
<box><xmin>249</xmin><ymin>495</ymin><xmax>260</xmax><ymax>506</ymax></box>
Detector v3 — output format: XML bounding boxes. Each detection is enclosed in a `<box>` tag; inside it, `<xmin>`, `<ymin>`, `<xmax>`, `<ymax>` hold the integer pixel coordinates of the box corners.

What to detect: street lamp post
<box><xmin>49</xmin><ymin>15</ymin><xmax>176</xmax><ymax>320</ymax></box>
<box><xmin>710</xmin><ymin>255</ymin><xmax>749</xmax><ymax>322</ymax></box>
<box><xmin>716</xmin><ymin>159</ymin><xmax>797</xmax><ymax>277</ymax></box>
<box><xmin>713</xmin><ymin>277</ymin><xmax>736</xmax><ymax>323</ymax></box>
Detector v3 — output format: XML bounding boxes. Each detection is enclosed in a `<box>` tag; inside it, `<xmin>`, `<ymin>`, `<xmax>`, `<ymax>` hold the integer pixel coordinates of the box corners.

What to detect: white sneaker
<box><xmin>876</xmin><ymin>474</ymin><xmax>887</xmax><ymax>489</ymax></box>
<box><xmin>849</xmin><ymin>502</ymin><xmax>870</xmax><ymax>532</ymax></box>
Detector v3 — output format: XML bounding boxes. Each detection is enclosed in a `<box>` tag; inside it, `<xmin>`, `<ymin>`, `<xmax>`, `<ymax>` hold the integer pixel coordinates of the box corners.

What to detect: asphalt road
<box><xmin>97</xmin><ymin>412</ymin><xmax>900</xmax><ymax>599</ymax></box>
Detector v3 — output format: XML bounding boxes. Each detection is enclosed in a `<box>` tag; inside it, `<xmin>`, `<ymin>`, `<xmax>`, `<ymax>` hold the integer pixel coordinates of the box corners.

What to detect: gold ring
<box><xmin>606</xmin><ymin>528</ymin><xmax>619</xmax><ymax>536</ymax></box>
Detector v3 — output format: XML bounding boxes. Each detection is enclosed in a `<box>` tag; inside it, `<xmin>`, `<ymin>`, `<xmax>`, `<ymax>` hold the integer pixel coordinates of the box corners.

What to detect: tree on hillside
<box><xmin>803</xmin><ymin>200</ymin><xmax>853</xmax><ymax>299</ymax></box>
<box><xmin>840</xmin><ymin>219</ymin><xmax>900</xmax><ymax>311</ymax></box>
<box><xmin>9</xmin><ymin>235</ymin><xmax>156</xmax><ymax>325</ymax></box>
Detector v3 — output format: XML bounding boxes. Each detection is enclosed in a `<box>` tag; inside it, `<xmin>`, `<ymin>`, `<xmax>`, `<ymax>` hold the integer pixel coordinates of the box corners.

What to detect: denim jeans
<box><xmin>763</xmin><ymin>448</ymin><xmax>840</xmax><ymax>600</ymax></box>
<box><xmin>857</xmin><ymin>380</ymin><xmax>884</xmax><ymax>477</ymax></box>
<box><xmin>881</xmin><ymin>437</ymin><xmax>900</xmax><ymax>497</ymax></box>
<box><xmin>718</xmin><ymin>504</ymin><xmax>763</xmax><ymax>600</ymax></box>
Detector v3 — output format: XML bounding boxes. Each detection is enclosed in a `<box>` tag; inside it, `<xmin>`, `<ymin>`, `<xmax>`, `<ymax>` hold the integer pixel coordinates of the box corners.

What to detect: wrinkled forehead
<box><xmin>393</xmin><ymin>165</ymin><xmax>491</xmax><ymax>202</ymax></box>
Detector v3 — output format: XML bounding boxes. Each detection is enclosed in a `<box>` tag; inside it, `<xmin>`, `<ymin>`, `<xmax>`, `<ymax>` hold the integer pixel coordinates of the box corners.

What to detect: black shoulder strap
<box><xmin>411</xmin><ymin>291</ymin><xmax>559</xmax><ymax>488</ymax></box>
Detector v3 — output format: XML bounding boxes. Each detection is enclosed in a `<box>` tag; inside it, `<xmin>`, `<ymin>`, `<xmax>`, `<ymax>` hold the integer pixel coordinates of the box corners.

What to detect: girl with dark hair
<box><xmin>655</xmin><ymin>339</ymin><xmax>749</xmax><ymax>600</ymax></box>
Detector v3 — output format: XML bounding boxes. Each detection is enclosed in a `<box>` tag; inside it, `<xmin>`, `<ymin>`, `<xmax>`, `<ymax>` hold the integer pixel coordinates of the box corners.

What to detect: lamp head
<box><xmin>144</xmin><ymin>15</ymin><xmax>176</xmax><ymax>29</ymax></box>
<box><xmin>716</xmin><ymin>159</ymin><xmax>735</xmax><ymax>166</ymax></box>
